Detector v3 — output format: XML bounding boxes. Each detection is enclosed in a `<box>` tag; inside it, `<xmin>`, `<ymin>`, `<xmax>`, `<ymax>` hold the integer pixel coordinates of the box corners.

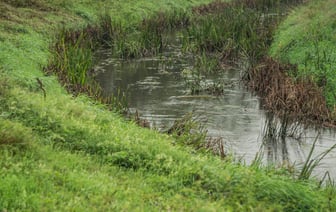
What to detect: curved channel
<box><xmin>94</xmin><ymin>34</ymin><xmax>336</xmax><ymax>180</ymax></box>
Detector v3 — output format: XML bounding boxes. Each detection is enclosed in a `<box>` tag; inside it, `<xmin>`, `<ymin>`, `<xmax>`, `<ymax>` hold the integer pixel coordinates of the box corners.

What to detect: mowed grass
<box><xmin>0</xmin><ymin>0</ymin><xmax>336</xmax><ymax>210</ymax></box>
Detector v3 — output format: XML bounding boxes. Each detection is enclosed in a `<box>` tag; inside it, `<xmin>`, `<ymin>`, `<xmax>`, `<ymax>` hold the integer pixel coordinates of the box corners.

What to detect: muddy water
<box><xmin>94</xmin><ymin>34</ymin><xmax>336</xmax><ymax>180</ymax></box>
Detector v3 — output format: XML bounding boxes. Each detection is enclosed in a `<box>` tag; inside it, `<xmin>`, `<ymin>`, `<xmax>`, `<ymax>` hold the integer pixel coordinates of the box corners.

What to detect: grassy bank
<box><xmin>1</xmin><ymin>0</ymin><xmax>336</xmax><ymax>211</ymax></box>
<box><xmin>179</xmin><ymin>0</ymin><xmax>332</xmax><ymax>126</ymax></box>
<box><xmin>270</xmin><ymin>0</ymin><xmax>336</xmax><ymax>110</ymax></box>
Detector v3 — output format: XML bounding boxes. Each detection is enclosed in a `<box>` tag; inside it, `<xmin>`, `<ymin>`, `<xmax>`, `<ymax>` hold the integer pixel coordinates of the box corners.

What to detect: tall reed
<box><xmin>112</xmin><ymin>10</ymin><xmax>191</xmax><ymax>58</ymax></box>
<box><xmin>298</xmin><ymin>132</ymin><xmax>336</xmax><ymax>180</ymax></box>
<box><xmin>45</xmin><ymin>14</ymin><xmax>130</xmax><ymax>112</ymax></box>
<box><xmin>47</xmin><ymin>27</ymin><xmax>98</xmax><ymax>96</ymax></box>
<box><xmin>184</xmin><ymin>3</ymin><xmax>277</xmax><ymax>66</ymax></box>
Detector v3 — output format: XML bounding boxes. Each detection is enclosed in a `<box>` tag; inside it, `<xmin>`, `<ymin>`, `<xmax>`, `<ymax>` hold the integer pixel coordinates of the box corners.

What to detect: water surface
<box><xmin>94</xmin><ymin>34</ymin><xmax>336</xmax><ymax>180</ymax></box>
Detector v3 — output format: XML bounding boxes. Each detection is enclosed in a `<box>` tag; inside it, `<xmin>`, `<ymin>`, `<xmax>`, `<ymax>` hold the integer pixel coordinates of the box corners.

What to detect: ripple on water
<box><xmin>94</xmin><ymin>33</ymin><xmax>336</xmax><ymax>180</ymax></box>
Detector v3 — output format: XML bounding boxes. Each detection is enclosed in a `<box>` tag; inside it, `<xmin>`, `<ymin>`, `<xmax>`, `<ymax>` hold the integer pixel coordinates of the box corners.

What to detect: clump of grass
<box><xmin>97</xmin><ymin>14</ymin><xmax>121</xmax><ymax>46</ymax></box>
<box><xmin>99</xmin><ymin>88</ymin><xmax>129</xmax><ymax>114</ymax></box>
<box><xmin>181</xmin><ymin>53</ymin><xmax>225</xmax><ymax>95</ymax></box>
<box><xmin>112</xmin><ymin>30</ymin><xmax>162</xmax><ymax>58</ymax></box>
<box><xmin>299</xmin><ymin>132</ymin><xmax>336</xmax><ymax>180</ymax></box>
<box><xmin>45</xmin><ymin>27</ymin><xmax>99</xmax><ymax>96</ymax></box>
<box><xmin>113</xmin><ymin>10</ymin><xmax>191</xmax><ymax>58</ymax></box>
<box><xmin>183</xmin><ymin>1</ymin><xmax>300</xmax><ymax>97</ymax></box>
<box><xmin>184</xmin><ymin>3</ymin><xmax>276</xmax><ymax>65</ymax></box>
<box><xmin>0</xmin><ymin>118</ymin><xmax>34</xmax><ymax>149</ymax></box>
<box><xmin>167</xmin><ymin>113</ymin><xmax>227</xmax><ymax>159</ymax></box>
<box><xmin>140</xmin><ymin>10</ymin><xmax>190</xmax><ymax>32</ymax></box>
<box><xmin>195</xmin><ymin>52</ymin><xmax>221</xmax><ymax>74</ymax></box>
<box><xmin>247</xmin><ymin>57</ymin><xmax>331</xmax><ymax>126</ymax></box>
<box><xmin>181</xmin><ymin>69</ymin><xmax>225</xmax><ymax>95</ymax></box>
<box><xmin>45</xmin><ymin>15</ymin><xmax>131</xmax><ymax>112</ymax></box>
<box><xmin>261</xmin><ymin>112</ymin><xmax>305</xmax><ymax>168</ymax></box>
<box><xmin>204</xmin><ymin>136</ymin><xmax>226</xmax><ymax>159</ymax></box>
<box><xmin>167</xmin><ymin>112</ymin><xmax>207</xmax><ymax>149</ymax></box>
<box><xmin>181</xmin><ymin>68</ymin><xmax>204</xmax><ymax>95</ymax></box>
<box><xmin>181</xmin><ymin>70</ymin><xmax>226</xmax><ymax>96</ymax></box>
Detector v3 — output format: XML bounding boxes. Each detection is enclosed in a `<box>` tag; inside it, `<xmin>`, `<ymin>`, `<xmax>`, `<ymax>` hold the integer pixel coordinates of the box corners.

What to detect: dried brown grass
<box><xmin>248</xmin><ymin>57</ymin><xmax>333</xmax><ymax>126</ymax></box>
<box><xmin>204</xmin><ymin>137</ymin><xmax>226</xmax><ymax>159</ymax></box>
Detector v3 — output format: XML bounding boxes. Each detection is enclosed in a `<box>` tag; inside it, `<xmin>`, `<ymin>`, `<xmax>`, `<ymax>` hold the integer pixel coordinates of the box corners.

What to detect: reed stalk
<box><xmin>299</xmin><ymin>132</ymin><xmax>336</xmax><ymax>180</ymax></box>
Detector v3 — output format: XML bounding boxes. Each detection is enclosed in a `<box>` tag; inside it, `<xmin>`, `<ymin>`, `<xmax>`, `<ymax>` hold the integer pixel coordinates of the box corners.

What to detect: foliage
<box><xmin>183</xmin><ymin>0</ymin><xmax>282</xmax><ymax>64</ymax></box>
<box><xmin>299</xmin><ymin>133</ymin><xmax>336</xmax><ymax>180</ymax></box>
<box><xmin>269</xmin><ymin>0</ymin><xmax>336</xmax><ymax>108</ymax></box>
<box><xmin>167</xmin><ymin>112</ymin><xmax>207</xmax><ymax>148</ymax></box>
<box><xmin>0</xmin><ymin>118</ymin><xmax>33</xmax><ymax>149</ymax></box>
<box><xmin>181</xmin><ymin>53</ymin><xmax>225</xmax><ymax>95</ymax></box>
<box><xmin>0</xmin><ymin>0</ymin><xmax>336</xmax><ymax>211</ymax></box>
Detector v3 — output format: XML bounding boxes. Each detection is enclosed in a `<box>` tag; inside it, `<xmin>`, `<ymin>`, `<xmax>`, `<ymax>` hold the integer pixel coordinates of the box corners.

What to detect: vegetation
<box><xmin>184</xmin><ymin>3</ymin><xmax>272</xmax><ymax>62</ymax></box>
<box><xmin>180</xmin><ymin>0</ymin><xmax>280</xmax><ymax>95</ymax></box>
<box><xmin>1</xmin><ymin>0</ymin><xmax>336</xmax><ymax>211</ymax></box>
<box><xmin>270</xmin><ymin>0</ymin><xmax>336</xmax><ymax>109</ymax></box>
<box><xmin>181</xmin><ymin>0</ymin><xmax>335</xmax><ymax>126</ymax></box>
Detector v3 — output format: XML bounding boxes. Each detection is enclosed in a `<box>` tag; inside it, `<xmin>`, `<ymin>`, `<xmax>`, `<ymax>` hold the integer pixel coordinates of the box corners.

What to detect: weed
<box><xmin>133</xmin><ymin>110</ymin><xmax>150</xmax><ymax>128</ymax></box>
<box><xmin>1</xmin><ymin>0</ymin><xmax>336</xmax><ymax>210</ymax></box>
<box><xmin>100</xmin><ymin>88</ymin><xmax>129</xmax><ymax>114</ymax></box>
<box><xmin>44</xmin><ymin>18</ymin><xmax>132</xmax><ymax>112</ymax></box>
<box><xmin>184</xmin><ymin>2</ymin><xmax>278</xmax><ymax>65</ymax></box>
<box><xmin>167</xmin><ymin>112</ymin><xmax>207</xmax><ymax>149</ymax></box>
<box><xmin>0</xmin><ymin>118</ymin><xmax>33</xmax><ymax>150</ymax></box>
<box><xmin>270</xmin><ymin>0</ymin><xmax>336</xmax><ymax>109</ymax></box>
<box><xmin>195</xmin><ymin>52</ymin><xmax>220</xmax><ymax>74</ymax></box>
<box><xmin>112</xmin><ymin>10</ymin><xmax>191</xmax><ymax>58</ymax></box>
<box><xmin>204</xmin><ymin>136</ymin><xmax>226</xmax><ymax>159</ymax></box>
<box><xmin>181</xmin><ymin>68</ymin><xmax>204</xmax><ymax>95</ymax></box>
<box><xmin>181</xmin><ymin>53</ymin><xmax>225</xmax><ymax>95</ymax></box>
<box><xmin>299</xmin><ymin>132</ymin><xmax>336</xmax><ymax>180</ymax></box>
<box><xmin>248</xmin><ymin>57</ymin><xmax>330</xmax><ymax>126</ymax></box>
<box><xmin>319</xmin><ymin>171</ymin><xmax>335</xmax><ymax>188</ymax></box>
<box><xmin>251</xmin><ymin>146</ymin><xmax>264</xmax><ymax>169</ymax></box>
<box><xmin>46</xmin><ymin>28</ymin><xmax>99</xmax><ymax>96</ymax></box>
<box><xmin>97</xmin><ymin>14</ymin><xmax>119</xmax><ymax>46</ymax></box>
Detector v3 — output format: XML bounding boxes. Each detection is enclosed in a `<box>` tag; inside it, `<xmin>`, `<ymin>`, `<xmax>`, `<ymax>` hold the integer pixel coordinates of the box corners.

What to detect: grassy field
<box><xmin>1</xmin><ymin>0</ymin><xmax>336</xmax><ymax>210</ymax></box>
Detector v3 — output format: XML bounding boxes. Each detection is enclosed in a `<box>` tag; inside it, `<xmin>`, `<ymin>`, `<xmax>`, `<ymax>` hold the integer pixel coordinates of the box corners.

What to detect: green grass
<box><xmin>183</xmin><ymin>6</ymin><xmax>263</xmax><ymax>56</ymax></box>
<box><xmin>269</xmin><ymin>0</ymin><xmax>336</xmax><ymax>108</ymax></box>
<box><xmin>1</xmin><ymin>0</ymin><xmax>336</xmax><ymax>210</ymax></box>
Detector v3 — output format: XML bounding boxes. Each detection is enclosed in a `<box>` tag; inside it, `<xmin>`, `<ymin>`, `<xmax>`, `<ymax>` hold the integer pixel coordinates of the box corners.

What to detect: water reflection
<box><xmin>261</xmin><ymin>113</ymin><xmax>336</xmax><ymax>179</ymax></box>
<box><xmin>94</xmin><ymin>34</ymin><xmax>336</xmax><ymax>180</ymax></box>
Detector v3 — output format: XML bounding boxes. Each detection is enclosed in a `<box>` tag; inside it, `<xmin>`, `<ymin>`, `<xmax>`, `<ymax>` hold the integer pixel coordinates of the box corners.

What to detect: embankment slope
<box><xmin>0</xmin><ymin>0</ymin><xmax>335</xmax><ymax>210</ymax></box>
